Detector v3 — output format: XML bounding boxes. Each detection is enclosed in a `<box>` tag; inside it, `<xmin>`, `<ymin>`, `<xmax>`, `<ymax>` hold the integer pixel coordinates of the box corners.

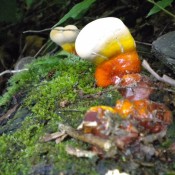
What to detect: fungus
<box><xmin>75</xmin><ymin>17</ymin><xmax>136</xmax><ymax>64</ymax></box>
<box><xmin>115</xmin><ymin>99</ymin><xmax>172</xmax><ymax>133</ymax></box>
<box><xmin>79</xmin><ymin>99</ymin><xmax>172</xmax><ymax>150</ymax></box>
<box><xmin>75</xmin><ymin>17</ymin><xmax>142</xmax><ymax>87</ymax></box>
<box><xmin>81</xmin><ymin>106</ymin><xmax>116</xmax><ymax>138</ymax></box>
<box><xmin>81</xmin><ymin>105</ymin><xmax>139</xmax><ymax>149</ymax></box>
<box><xmin>50</xmin><ymin>25</ymin><xmax>79</xmax><ymax>53</ymax></box>
<box><xmin>95</xmin><ymin>51</ymin><xmax>141</xmax><ymax>87</ymax></box>
<box><xmin>118</xmin><ymin>73</ymin><xmax>153</xmax><ymax>101</ymax></box>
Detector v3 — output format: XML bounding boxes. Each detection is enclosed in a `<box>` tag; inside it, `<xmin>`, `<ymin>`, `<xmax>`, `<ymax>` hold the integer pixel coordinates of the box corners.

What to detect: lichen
<box><xmin>0</xmin><ymin>51</ymin><xmax>121</xmax><ymax>174</ymax></box>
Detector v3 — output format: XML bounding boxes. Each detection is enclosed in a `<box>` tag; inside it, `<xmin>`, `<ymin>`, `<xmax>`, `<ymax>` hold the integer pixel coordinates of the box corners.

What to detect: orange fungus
<box><xmin>95</xmin><ymin>51</ymin><xmax>141</xmax><ymax>87</ymax></box>
<box><xmin>115</xmin><ymin>99</ymin><xmax>172</xmax><ymax>133</ymax></box>
<box><xmin>115</xmin><ymin>99</ymin><xmax>134</xmax><ymax>118</ymax></box>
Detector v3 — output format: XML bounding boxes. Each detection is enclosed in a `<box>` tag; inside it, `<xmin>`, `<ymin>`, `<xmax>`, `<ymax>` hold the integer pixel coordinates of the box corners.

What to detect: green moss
<box><xmin>23</xmin><ymin>53</ymin><xmax>102</xmax><ymax>120</ymax></box>
<box><xmin>0</xmin><ymin>52</ymin><xmax>121</xmax><ymax>174</ymax></box>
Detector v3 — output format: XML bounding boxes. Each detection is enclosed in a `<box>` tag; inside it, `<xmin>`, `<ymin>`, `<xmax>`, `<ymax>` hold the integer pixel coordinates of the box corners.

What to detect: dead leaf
<box><xmin>0</xmin><ymin>104</ymin><xmax>18</xmax><ymax>123</ymax></box>
<box><xmin>40</xmin><ymin>131</ymin><xmax>67</xmax><ymax>142</ymax></box>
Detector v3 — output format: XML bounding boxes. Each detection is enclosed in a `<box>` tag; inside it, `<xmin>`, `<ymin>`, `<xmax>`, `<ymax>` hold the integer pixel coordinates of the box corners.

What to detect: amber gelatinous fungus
<box><xmin>118</xmin><ymin>73</ymin><xmax>153</xmax><ymax>101</ymax></box>
<box><xmin>80</xmin><ymin>99</ymin><xmax>172</xmax><ymax>151</ymax></box>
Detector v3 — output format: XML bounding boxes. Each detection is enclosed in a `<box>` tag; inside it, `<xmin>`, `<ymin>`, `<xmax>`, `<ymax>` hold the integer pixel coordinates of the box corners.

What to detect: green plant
<box><xmin>147</xmin><ymin>0</ymin><xmax>175</xmax><ymax>18</ymax></box>
<box><xmin>52</xmin><ymin>0</ymin><xmax>96</xmax><ymax>27</ymax></box>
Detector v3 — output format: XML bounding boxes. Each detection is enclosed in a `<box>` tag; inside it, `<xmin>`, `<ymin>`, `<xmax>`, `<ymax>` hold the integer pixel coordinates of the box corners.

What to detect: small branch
<box><xmin>162</xmin><ymin>75</ymin><xmax>175</xmax><ymax>86</ymax></box>
<box><xmin>66</xmin><ymin>145</ymin><xmax>97</xmax><ymax>158</ymax></box>
<box><xmin>135</xmin><ymin>41</ymin><xmax>152</xmax><ymax>46</ymax></box>
<box><xmin>142</xmin><ymin>60</ymin><xmax>161</xmax><ymax>79</ymax></box>
<box><xmin>58</xmin><ymin>123</ymin><xmax>116</xmax><ymax>153</ymax></box>
<box><xmin>0</xmin><ymin>69</ymin><xmax>28</xmax><ymax>77</ymax></box>
<box><xmin>23</xmin><ymin>28</ymin><xmax>52</xmax><ymax>34</ymax></box>
<box><xmin>142</xmin><ymin>59</ymin><xmax>175</xmax><ymax>86</ymax></box>
<box><xmin>34</xmin><ymin>42</ymin><xmax>48</xmax><ymax>58</ymax></box>
<box><xmin>23</xmin><ymin>28</ymin><xmax>80</xmax><ymax>34</ymax></box>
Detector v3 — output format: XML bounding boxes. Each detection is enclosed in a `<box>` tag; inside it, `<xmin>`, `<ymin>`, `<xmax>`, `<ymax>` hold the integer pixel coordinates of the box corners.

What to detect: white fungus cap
<box><xmin>75</xmin><ymin>17</ymin><xmax>136</xmax><ymax>63</ymax></box>
<box><xmin>50</xmin><ymin>25</ymin><xmax>79</xmax><ymax>46</ymax></box>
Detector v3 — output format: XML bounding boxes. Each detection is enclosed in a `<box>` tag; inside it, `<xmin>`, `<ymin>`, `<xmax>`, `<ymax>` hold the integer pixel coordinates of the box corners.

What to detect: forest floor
<box><xmin>0</xmin><ymin>1</ymin><xmax>175</xmax><ymax>174</ymax></box>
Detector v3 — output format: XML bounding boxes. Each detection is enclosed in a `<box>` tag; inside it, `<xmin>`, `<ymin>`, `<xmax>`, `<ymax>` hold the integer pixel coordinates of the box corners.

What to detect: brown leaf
<box><xmin>0</xmin><ymin>104</ymin><xmax>18</xmax><ymax>123</ymax></box>
<box><xmin>40</xmin><ymin>131</ymin><xmax>67</xmax><ymax>142</ymax></box>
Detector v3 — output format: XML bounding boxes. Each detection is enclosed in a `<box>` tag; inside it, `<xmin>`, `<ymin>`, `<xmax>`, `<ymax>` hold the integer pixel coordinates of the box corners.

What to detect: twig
<box><xmin>0</xmin><ymin>69</ymin><xmax>28</xmax><ymax>77</ymax></box>
<box><xmin>23</xmin><ymin>28</ymin><xmax>80</xmax><ymax>34</ymax></box>
<box><xmin>65</xmin><ymin>145</ymin><xmax>97</xmax><ymax>158</ymax></box>
<box><xmin>23</xmin><ymin>28</ymin><xmax>51</xmax><ymax>34</ymax></box>
<box><xmin>135</xmin><ymin>41</ymin><xmax>152</xmax><ymax>46</ymax></box>
<box><xmin>34</xmin><ymin>42</ymin><xmax>48</xmax><ymax>58</ymax></box>
<box><xmin>58</xmin><ymin>123</ymin><xmax>116</xmax><ymax>153</ymax></box>
<box><xmin>142</xmin><ymin>59</ymin><xmax>175</xmax><ymax>86</ymax></box>
<box><xmin>135</xmin><ymin>160</ymin><xmax>154</xmax><ymax>167</ymax></box>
